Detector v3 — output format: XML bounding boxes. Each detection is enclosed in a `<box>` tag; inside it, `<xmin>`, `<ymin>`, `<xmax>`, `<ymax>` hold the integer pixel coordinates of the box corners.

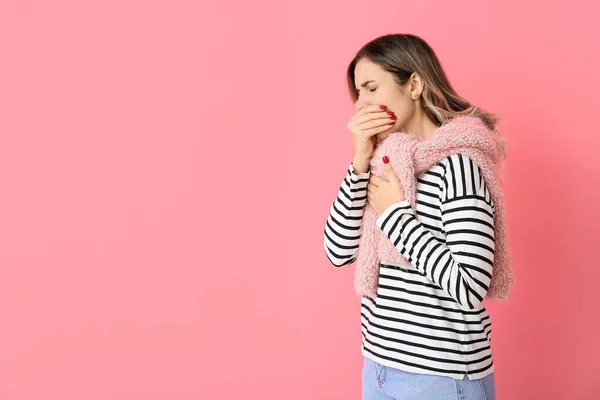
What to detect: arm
<box><xmin>376</xmin><ymin>154</ymin><xmax>495</xmax><ymax>310</ymax></box>
<box><xmin>324</xmin><ymin>162</ymin><xmax>371</xmax><ymax>267</ymax></box>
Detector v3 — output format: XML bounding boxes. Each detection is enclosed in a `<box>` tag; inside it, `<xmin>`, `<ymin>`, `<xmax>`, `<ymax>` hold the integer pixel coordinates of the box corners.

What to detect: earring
<box><xmin>413</xmin><ymin>92</ymin><xmax>420</xmax><ymax>98</ymax></box>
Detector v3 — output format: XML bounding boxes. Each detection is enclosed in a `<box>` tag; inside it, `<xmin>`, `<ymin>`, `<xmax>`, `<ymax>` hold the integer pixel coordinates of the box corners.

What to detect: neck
<box><xmin>405</xmin><ymin>109</ymin><xmax>439</xmax><ymax>140</ymax></box>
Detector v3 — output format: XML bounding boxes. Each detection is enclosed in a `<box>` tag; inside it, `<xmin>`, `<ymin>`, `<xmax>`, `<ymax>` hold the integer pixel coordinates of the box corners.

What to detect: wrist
<box><xmin>352</xmin><ymin>154</ymin><xmax>371</xmax><ymax>174</ymax></box>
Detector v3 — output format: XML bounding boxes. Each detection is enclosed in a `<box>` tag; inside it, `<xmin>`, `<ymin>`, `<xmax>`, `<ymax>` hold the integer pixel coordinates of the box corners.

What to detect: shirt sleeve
<box><xmin>324</xmin><ymin>162</ymin><xmax>371</xmax><ymax>267</ymax></box>
<box><xmin>375</xmin><ymin>154</ymin><xmax>495</xmax><ymax>310</ymax></box>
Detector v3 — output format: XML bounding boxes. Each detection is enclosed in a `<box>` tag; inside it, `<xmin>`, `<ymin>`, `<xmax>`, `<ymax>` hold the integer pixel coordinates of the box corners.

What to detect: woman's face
<box><xmin>353</xmin><ymin>58</ymin><xmax>418</xmax><ymax>141</ymax></box>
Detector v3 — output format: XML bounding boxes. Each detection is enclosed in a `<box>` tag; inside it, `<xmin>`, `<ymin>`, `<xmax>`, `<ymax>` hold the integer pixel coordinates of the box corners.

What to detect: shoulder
<box><xmin>436</xmin><ymin>153</ymin><xmax>482</xmax><ymax>182</ymax></box>
<box><xmin>440</xmin><ymin>153</ymin><xmax>484</xmax><ymax>177</ymax></box>
<box><xmin>440</xmin><ymin>153</ymin><xmax>493</xmax><ymax>206</ymax></box>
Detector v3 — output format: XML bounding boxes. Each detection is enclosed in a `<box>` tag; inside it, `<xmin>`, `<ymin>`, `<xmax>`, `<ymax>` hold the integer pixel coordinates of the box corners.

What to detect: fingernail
<box><xmin>380</xmin><ymin>105</ymin><xmax>387</xmax><ymax>110</ymax></box>
<box><xmin>382</xmin><ymin>156</ymin><xmax>389</xmax><ymax>164</ymax></box>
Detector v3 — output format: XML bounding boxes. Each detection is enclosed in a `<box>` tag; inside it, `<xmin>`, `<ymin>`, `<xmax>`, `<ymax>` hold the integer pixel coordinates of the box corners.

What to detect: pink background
<box><xmin>1</xmin><ymin>1</ymin><xmax>599</xmax><ymax>399</ymax></box>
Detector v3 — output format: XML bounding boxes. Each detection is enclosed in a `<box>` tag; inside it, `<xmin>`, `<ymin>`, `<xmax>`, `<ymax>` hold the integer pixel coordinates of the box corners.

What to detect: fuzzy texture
<box><xmin>354</xmin><ymin>116</ymin><xmax>513</xmax><ymax>301</ymax></box>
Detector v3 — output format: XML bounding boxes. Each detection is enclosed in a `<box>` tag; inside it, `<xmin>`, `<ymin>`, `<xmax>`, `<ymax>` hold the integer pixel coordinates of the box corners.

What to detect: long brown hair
<box><xmin>346</xmin><ymin>34</ymin><xmax>500</xmax><ymax>132</ymax></box>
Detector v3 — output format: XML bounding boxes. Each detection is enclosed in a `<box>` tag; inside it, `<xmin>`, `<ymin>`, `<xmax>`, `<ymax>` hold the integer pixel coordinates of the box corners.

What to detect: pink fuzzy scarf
<box><xmin>355</xmin><ymin>116</ymin><xmax>513</xmax><ymax>301</ymax></box>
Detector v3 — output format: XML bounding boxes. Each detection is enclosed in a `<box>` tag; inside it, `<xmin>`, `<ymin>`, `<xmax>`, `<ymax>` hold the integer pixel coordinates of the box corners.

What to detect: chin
<box><xmin>376</xmin><ymin>131</ymin><xmax>396</xmax><ymax>141</ymax></box>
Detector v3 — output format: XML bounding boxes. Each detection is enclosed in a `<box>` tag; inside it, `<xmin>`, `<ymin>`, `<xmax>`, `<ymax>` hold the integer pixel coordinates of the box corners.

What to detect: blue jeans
<box><xmin>362</xmin><ymin>357</ymin><xmax>495</xmax><ymax>400</ymax></box>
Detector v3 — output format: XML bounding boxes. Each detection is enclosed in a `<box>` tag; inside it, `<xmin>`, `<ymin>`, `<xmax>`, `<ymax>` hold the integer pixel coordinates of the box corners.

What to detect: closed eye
<box><xmin>356</xmin><ymin>87</ymin><xmax>377</xmax><ymax>94</ymax></box>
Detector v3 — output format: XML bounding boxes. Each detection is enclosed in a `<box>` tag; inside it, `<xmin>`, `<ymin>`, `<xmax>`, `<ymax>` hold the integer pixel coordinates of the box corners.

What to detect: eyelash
<box><xmin>357</xmin><ymin>88</ymin><xmax>377</xmax><ymax>94</ymax></box>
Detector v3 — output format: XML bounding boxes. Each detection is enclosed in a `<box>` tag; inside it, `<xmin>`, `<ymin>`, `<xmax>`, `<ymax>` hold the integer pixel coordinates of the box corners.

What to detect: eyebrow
<box><xmin>355</xmin><ymin>80</ymin><xmax>375</xmax><ymax>91</ymax></box>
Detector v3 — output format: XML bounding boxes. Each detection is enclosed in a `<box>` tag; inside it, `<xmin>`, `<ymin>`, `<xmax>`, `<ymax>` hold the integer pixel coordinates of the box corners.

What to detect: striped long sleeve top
<box><xmin>324</xmin><ymin>153</ymin><xmax>496</xmax><ymax>380</ymax></box>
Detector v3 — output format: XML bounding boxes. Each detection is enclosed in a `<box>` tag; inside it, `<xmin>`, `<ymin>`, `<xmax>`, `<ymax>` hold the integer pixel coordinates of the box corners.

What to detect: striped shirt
<box><xmin>324</xmin><ymin>154</ymin><xmax>496</xmax><ymax>380</ymax></box>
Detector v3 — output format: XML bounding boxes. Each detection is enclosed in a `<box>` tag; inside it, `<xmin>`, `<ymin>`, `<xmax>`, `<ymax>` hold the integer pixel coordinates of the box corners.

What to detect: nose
<box><xmin>354</xmin><ymin>99</ymin><xmax>372</xmax><ymax>111</ymax></box>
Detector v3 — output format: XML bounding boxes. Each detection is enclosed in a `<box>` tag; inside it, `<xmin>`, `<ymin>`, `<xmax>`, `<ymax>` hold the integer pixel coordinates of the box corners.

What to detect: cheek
<box><xmin>386</xmin><ymin>107</ymin><xmax>407</xmax><ymax>125</ymax></box>
<box><xmin>389</xmin><ymin>99</ymin><xmax>414</xmax><ymax>120</ymax></box>
<box><xmin>395</xmin><ymin>108</ymin><xmax>412</xmax><ymax>122</ymax></box>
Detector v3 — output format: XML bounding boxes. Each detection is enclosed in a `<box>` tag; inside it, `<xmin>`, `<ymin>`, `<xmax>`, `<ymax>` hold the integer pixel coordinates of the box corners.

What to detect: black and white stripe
<box><xmin>324</xmin><ymin>153</ymin><xmax>496</xmax><ymax>380</ymax></box>
<box><xmin>324</xmin><ymin>163</ymin><xmax>370</xmax><ymax>267</ymax></box>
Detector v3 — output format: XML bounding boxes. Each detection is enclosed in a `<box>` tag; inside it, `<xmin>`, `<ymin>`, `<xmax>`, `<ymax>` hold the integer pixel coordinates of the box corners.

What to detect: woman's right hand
<box><xmin>347</xmin><ymin>104</ymin><xmax>396</xmax><ymax>160</ymax></box>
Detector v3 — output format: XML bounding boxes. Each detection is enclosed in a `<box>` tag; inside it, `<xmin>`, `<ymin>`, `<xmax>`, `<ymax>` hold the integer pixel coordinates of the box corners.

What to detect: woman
<box><xmin>324</xmin><ymin>34</ymin><xmax>509</xmax><ymax>399</ymax></box>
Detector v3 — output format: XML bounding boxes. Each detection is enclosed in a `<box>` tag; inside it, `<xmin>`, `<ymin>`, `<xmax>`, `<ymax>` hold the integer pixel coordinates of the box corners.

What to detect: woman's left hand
<box><xmin>367</xmin><ymin>157</ymin><xmax>406</xmax><ymax>215</ymax></box>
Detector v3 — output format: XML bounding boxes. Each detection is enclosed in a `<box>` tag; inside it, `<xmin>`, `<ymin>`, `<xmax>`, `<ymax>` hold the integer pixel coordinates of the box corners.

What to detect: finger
<box><xmin>384</xmin><ymin>162</ymin><xmax>395</xmax><ymax>180</ymax></box>
<box><xmin>359</xmin><ymin>121</ymin><xmax>395</xmax><ymax>142</ymax></box>
<box><xmin>354</xmin><ymin>111</ymin><xmax>394</xmax><ymax>125</ymax></box>
<box><xmin>383</xmin><ymin>158</ymin><xmax>400</xmax><ymax>186</ymax></box>
<box><xmin>362</xmin><ymin>123</ymin><xmax>395</xmax><ymax>140</ymax></box>
<box><xmin>383</xmin><ymin>157</ymin><xmax>392</xmax><ymax>173</ymax></box>
<box><xmin>354</xmin><ymin>104</ymin><xmax>389</xmax><ymax>119</ymax></box>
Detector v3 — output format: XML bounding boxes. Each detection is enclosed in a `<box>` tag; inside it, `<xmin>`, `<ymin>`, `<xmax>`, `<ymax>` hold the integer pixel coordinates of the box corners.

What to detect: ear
<box><xmin>409</xmin><ymin>72</ymin><xmax>423</xmax><ymax>98</ymax></box>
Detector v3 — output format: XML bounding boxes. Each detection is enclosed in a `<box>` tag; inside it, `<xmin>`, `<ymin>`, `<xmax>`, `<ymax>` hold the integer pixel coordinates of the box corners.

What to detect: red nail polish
<box><xmin>382</xmin><ymin>156</ymin><xmax>389</xmax><ymax>164</ymax></box>
<box><xmin>380</xmin><ymin>105</ymin><xmax>387</xmax><ymax>110</ymax></box>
